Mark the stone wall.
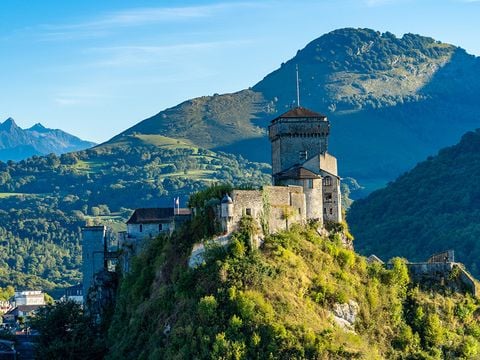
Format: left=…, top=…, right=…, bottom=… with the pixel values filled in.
left=322, top=175, right=342, bottom=223
left=304, top=178, right=323, bottom=222
left=389, top=261, right=478, bottom=296
left=127, top=222, right=172, bottom=240
left=225, top=186, right=307, bottom=238
left=82, top=226, right=106, bottom=304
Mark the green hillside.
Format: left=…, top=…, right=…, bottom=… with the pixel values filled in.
left=112, top=28, right=480, bottom=191
left=105, top=211, right=480, bottom=359
left=348, top=129, right=480, bottom=276
left=0, top=137, right=270, bottom=290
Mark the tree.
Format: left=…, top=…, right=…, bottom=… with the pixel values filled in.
left=31, top=300, right=106, bottom=360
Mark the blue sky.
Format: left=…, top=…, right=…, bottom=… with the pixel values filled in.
left=0, top=0, right=479, bottom=143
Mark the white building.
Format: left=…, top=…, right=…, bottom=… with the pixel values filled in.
left=14, top=290, right=45, bottom=306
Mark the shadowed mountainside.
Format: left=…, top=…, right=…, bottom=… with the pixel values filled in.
left=348, top=129, right=480, bottom=276
left=109, top=28, right=480, bottom=192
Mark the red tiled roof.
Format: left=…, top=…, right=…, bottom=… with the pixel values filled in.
left=275, top=107, right=326, bottom=120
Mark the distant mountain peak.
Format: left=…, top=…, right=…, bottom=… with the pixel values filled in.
left=0, top=117, right=96, bottom=161
left=28, top=123, right=49, bottom=133
left=0, top=117, right=20, bottom=131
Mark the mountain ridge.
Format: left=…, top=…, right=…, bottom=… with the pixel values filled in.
left=0, top=117, right=96, bottom=161
left=106, top=28, right=480, bottom=193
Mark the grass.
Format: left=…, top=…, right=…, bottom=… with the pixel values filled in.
left=0, top=193, right=31, bottom=198
left=157, top=170, right=216, bottom=180
left=73, top=160, right=105, bottom=173
left=134, top=134, right=196, bottom=149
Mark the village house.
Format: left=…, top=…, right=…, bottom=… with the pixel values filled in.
left=13, top=290, right=45, bottom=307
left=60, top=284, right=83, bottom=304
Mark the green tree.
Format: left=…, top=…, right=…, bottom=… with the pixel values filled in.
left=31, top=300, right=106, bottom=360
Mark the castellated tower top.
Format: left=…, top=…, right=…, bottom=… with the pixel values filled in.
left=268, top=106, right=330, bottom=177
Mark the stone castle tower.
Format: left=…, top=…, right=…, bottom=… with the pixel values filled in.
left=81, top=226, right=106, bottom=304
left=268, top=107, right=341, bottom=223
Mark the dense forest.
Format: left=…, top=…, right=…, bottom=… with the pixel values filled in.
left=348, top=129, right=480, bottom=276
left=0, top=136, right=270, bottom=291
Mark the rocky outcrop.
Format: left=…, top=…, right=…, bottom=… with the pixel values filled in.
left=85, top=270, right=118, bottom=324
left=331, top=300, right=359, bottom=331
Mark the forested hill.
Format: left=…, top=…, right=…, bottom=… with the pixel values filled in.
left=110, top=28, right=480, bottom=191
left=0, top=118, right=95, bottom=162
left=348, top=129, right=480, bottom=276
left=0, top=136, right=270, bottom=291
left=106, top=214, right=480, bottom=359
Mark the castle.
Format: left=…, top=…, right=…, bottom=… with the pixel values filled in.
left=81, top=105, right=343, bottom=303
left=219, top=106, right=342, bottom=237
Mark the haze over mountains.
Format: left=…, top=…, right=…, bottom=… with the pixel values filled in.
left=112, top=28, right=480, bottom=192
left=0, top=117, right=96, bottom=161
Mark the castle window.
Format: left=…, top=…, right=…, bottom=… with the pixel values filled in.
left=298, top=208, right=301, bottom=214
left=299, top=150, right=307, bottom=161
left=307, top=179, right=314, bottom=189
left=324, top=208, right=326, bottom=214
left=245, top=208, right=252, bottom=216
left=330, top=208, right=333, bottom=215
left=159, top=223, right=163, bottom=231
left=139, top=224, right=143, bottom=233
left=323, top=176, right=332, bottom=186
left=324, top=193, right=332, bottom=203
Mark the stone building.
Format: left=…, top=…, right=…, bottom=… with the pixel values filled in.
left=269, top=107, right=341, bottom=223
left=60, top=284, right=83, bottom=304
left=13, top=290, right=45, bottom=306
left=125, top=207, right=191, bottom=240
left=220, top=106, right=342, bottom=237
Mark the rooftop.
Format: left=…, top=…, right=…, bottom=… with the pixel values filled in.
left=127, top=207, right=191, bottom=224
left=272, top=107, right=326, bottom=122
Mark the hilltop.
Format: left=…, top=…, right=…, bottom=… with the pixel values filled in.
left=0, top=118, right=96, bottom=162
left=105, top=215, right=480, bottom=359
left=111, top=28, right=480, bottom=192
left=348, top=129, right=480, bottom=276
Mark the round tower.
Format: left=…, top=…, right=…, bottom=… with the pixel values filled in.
left=221, top=194, right=234, bottom=218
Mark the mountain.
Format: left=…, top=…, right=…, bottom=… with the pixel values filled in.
left=109, top=28, right=480, bottom=194
left=347, top=129, right=480, bottom=276
left=0, top=118, right=96, bottom=161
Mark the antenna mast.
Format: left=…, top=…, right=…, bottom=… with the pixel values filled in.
left=296, top=64, right=300, bottom=107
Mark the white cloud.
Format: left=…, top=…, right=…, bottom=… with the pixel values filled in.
left=39, top=2, right=267, bottom=41
left=364, top=0, right=406, bottom=6
left=84, top=40, right=254, bottom=68
left=53, top=92, right=107, bottom=106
